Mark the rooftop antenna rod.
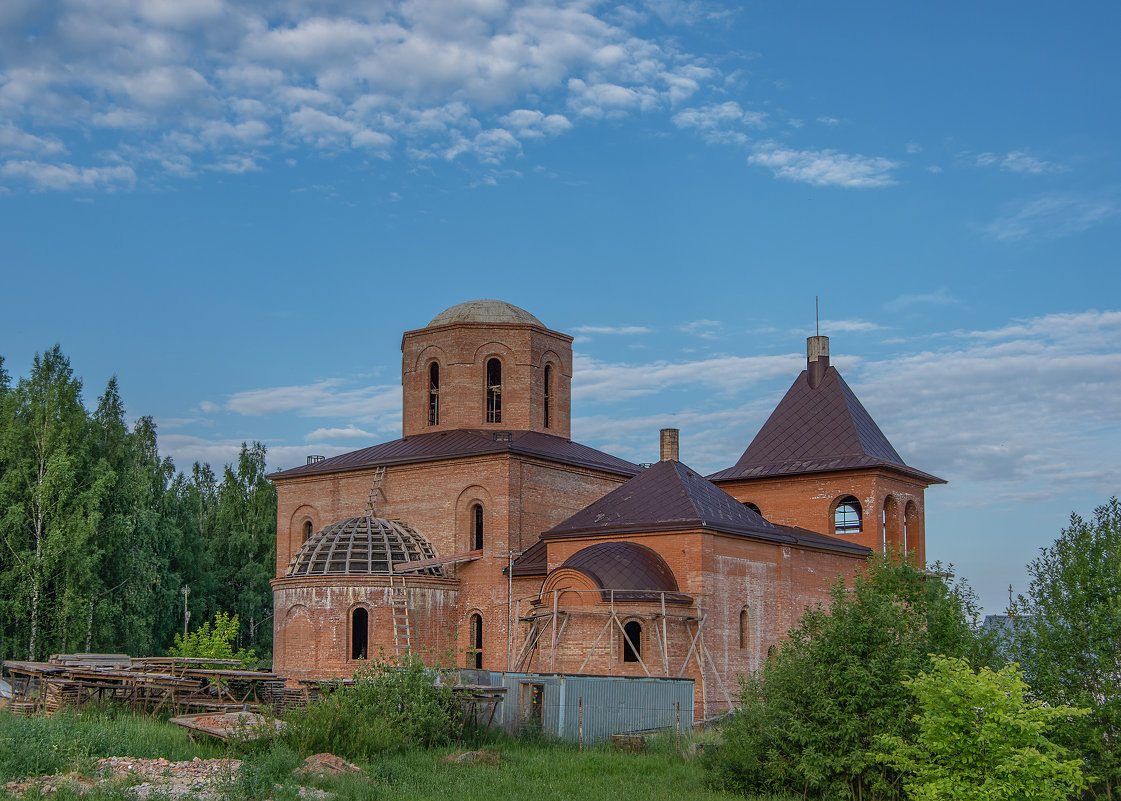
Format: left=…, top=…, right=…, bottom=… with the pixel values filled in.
left=815, top=296, right=819, bottom=337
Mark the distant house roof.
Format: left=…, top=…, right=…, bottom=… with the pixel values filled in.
left=708, top=366, right=944, bottom=484
left=544, top=459, right=870, bottom=556
left=268, top=429, right=640, bottom=481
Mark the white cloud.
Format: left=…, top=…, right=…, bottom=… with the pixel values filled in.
left=816, top=116, right=839, bottom=126
left=0, top=124, right=67, bottom=156
left=672, top=101, right=766, bottom=144
left=678, top=319, right=722, bottom=339
left=572, top=325, right=652, bottom=336
left=0, top=0, right=720, bottom=191
left=884, top=288, right=959, bottom=313
left=573, top=350, right=799, bottom=402
left=0, top=160, right=136, bottom=191
left=975, top=149, right=1063, bottom=175
left=748, top=143, right=900, bottom=188
left=305, top=425, right=377, bottom=441
left=983, top=194, right=1120, bottom=243
left=225, top=379, right=400, bottom=421
left=819, top=318, right=883, bottom=333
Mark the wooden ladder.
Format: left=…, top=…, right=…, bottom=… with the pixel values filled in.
left=390, top=573, right=411, bottom=661
left=365, top=465, right=386, bottom=515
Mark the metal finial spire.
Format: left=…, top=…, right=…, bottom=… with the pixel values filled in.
left=815, top=296, right=819, bottom=337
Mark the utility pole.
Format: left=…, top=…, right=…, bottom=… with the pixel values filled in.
left=182, top=585, right=191, bottom=637
left=498, top=548, right=521, bottom=672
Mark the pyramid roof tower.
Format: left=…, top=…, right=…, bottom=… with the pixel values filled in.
left=709, top=336, right=944, bottom=485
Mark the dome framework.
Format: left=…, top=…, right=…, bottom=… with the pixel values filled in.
left=286, top=516, right=443, bottom=577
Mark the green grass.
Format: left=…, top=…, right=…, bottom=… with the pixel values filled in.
left=0, top=707, right=224, bottom=782
left=0, top=708, right=797, bottom=801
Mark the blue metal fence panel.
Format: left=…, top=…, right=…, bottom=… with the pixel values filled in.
left=466, top=671, right=693, bottom=744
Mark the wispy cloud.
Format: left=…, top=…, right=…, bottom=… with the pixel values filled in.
left=672, top=101, right=766, bottom=144
left=225, top=379, right=399, bottom=422
left=572, top=325, right=653, bottom=336
left=983, top=193, right=1120, bottom=243
left=678, top=319, right=723, bottom=339
left=884, top=288, right=959, bottom=313
left=305, top=425, right=377, bottom=441
left=818, top=318, right=884, bottom=333
left=974, top=150, right=1063, bottom=175
left=747, top=144, right=900, bottom=188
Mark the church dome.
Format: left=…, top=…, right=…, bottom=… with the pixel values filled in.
left=428, top=299, right=544, bottom=328
left=286, top=517, right=443, bottom=577
left=559, top=541, right=689, bottom=603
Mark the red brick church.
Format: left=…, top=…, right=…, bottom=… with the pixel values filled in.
left=269, top=300, right=942, bottom=719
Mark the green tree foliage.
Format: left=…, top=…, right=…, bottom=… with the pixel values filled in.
left=280, top=656, right=459, bottom=758
left=877, top=655, right=1088, bottom=801
left=706, top=554, right=990, bottom=801
left=0, top=346, right=277, bottom=662
left=169, top=611, right=256, bottom=667
left=1014, top=497, right=1121, bottom=798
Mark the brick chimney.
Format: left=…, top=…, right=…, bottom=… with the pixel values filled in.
left=807, top=335, right=830, bottom=390
left=660, top=428, right=679, bottom=462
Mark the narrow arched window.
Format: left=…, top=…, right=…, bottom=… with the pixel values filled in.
left=428, top=362, right=440, bottom=426
left=622, top=620, right=642, bottom=663
left=739, top=607, right=750, bottom=650
left=471, top=503, right=483, bottom=551
left=351, top=607, right=369, bottom=660
left=834, top=496, right=862, bottom=535
left=543, top=364, right=552, bottom=429
left=469, top=613, right=483, bottom=669
left=303, top=520, right=313, bottom=542
left=485, top=358, right=502, bottom=423
left=743, top=502, right=761, bottom=516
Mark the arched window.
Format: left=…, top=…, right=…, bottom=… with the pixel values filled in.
left=834, top=496, right=862, bottom=535
left=485, top=358, right=502, bottom=423
left=303, top=520, right=313, bottom=541
left=351, top=607, right=369, bottom=660
left=622, top=620, right=642, bottom=663
left=743, top=502, right=761, bottom=516
left=471, top=503, right=483, bottom=551
left=468, top=613, right=483, bottom=669
left=543, top=364, right=552, bottom=429
left=739, top=606, right=751, bottom=650
left=428, top=362, right=440, bottom=426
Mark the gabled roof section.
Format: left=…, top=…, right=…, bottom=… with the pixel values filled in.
left=543, top=460, right=868, bottom=555
left=268, top=430, right=640, bottom=481
left=708, top=366, right=944, bottom=484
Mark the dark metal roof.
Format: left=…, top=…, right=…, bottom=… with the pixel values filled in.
left=560, top=541, right=691, bottom=603
left=708, top=366, right=944, bottom=485
left=543, top=460, right=867, bottom=555
left=268, top=429, right=640, bottom=480
left=286, top=516, right=443, bottom=577
left=509, top=539, right=548, bottom=577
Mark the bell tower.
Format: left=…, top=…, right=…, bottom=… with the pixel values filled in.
left=400, top=299, right=573, bottom=438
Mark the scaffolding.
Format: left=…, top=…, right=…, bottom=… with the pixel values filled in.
left=511, top=587, right=735, bottom=714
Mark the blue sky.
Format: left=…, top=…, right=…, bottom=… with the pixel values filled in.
left=2, top=0, right=1119, bottom=615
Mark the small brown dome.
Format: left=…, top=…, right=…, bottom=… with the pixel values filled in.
left=427, top=299, right=544, bottom=328
left=560, top=541, right=689, bottom=603
left=286, top=517, right=442, bottom=577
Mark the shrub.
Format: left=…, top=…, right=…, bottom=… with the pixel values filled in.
left=876, top=655, right=1088, bottom=801
left=169, top=611, right=256, bottom=668
left=280, top=656, right=459, bottom=759
left=705, top=554, right=991, bottom=800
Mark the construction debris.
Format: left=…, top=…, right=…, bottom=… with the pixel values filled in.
left=2, top=653, right=286, bottom=716
left=293, top=754, right=365, bottom=780
left=169, top=711, right=284, bottom=741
